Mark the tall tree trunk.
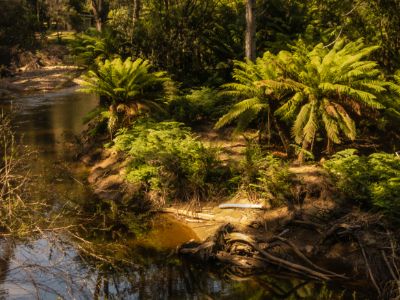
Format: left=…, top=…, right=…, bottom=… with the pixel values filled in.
left=245, top=0, right=256, bottom=61
left=91, top=0, right=106, bottom=32
left=132, top=0, right=141, bottom=26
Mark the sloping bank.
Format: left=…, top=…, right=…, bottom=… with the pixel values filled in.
left=79, top=127, right=400, bottom=300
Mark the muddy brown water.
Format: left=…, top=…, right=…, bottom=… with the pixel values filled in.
left=0, top=87, right=368, bottom=299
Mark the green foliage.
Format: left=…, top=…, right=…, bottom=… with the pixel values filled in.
left=265, top=39, right=398, bottom=156
left=69, top=28, right=124, bottom=67
left=237, top=141, right=294, bottom=207
left=107, top=0, right=245, bottom=86
left=112, top=120, right=230, bottom=205
left=324, top=149, right=400, bottom=219
left=303, top=0, right=400, bottom=71
left=215, top=53, right=276, bottom=131
left=79, top=57, right=173, bottom=134
left=217, top=39, right=400, bottom=156
left=215, top=52, right=287, bottom=146
left=169, top=87, right=231, bottom=125
left=256, top=0, right=308, bottom=54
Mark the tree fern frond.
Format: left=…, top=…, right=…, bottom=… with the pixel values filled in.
left=215, top=98, right=265, bottom=129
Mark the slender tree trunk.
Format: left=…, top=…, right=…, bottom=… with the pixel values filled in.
left=326, top=138, right=333, bottom=155
left=272, top=116, right=289, bottom=153
left=297, top=139, right=309, bottom=164
left=36, top=0, right=40, bottom=23
left=132, top=0, right=141, bottom=26
left=245, top=0, right=256, bottom=61
left=91, top=0, right=106, bottom=32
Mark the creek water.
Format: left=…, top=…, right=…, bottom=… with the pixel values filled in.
left=0, top=87, right=364, bottom=299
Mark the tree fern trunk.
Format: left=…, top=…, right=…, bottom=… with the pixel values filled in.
left=272, top=116, right=289, bottom=153
left=326, top=138, right=333, bottom=155
left=297, top=139, right=309, bottom=164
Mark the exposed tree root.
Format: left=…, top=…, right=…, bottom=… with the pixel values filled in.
left=178, top=211, right=400, bottom=299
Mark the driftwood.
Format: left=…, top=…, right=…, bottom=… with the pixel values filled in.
left=178, top=214, right=400, bottom=299
left=178, top=223, right=346, bottom=282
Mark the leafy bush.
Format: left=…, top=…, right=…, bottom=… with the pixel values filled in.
left=236, top=141, right=294, bottom=207
left=169, top=87, right=231, bottom=125
left=324, top=149, right=400, bottom=218
left=112, top=120, right=230, bottom=206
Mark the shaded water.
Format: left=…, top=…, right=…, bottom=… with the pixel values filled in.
left=0, top=88, right=363, bottom=299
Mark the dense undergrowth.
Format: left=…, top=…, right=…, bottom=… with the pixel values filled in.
left=111, top=120, right=232, bottom=206
left=233, top=141, right=294, bottom=208
left=324, top=149, right=400, bottom=219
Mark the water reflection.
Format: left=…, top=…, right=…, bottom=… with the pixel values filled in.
left=0, top=234, right=358, bottom=299
left=1, top=87, right=98, bottom=160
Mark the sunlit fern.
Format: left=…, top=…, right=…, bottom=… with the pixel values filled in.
left=264, top=39, right=399, bottom=155
left=215, top=52, right=282, bottom=142
left=79, top=57, right=173, bottom=136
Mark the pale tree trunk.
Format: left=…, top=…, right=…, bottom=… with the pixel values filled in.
left=91, top=0, right=106, bottom=32
left=132, top=0, right=141, bottom=26
left=245, top=0, right=256, bottom=61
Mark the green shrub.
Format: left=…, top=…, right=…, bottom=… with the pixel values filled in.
left=236, top=141, right=294, bottom=207
left=168, top=87, right=231, bottom=125
left=112, top=120, right=230, bottom=206
left=324, top=149, right=400, bottom=218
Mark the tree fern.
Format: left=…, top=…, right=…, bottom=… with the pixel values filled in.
left=215, top=53, right=284, bottom=144
left=262, top=38, right=400, bottom=159
left=79, top=57, right=173, bottom=136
